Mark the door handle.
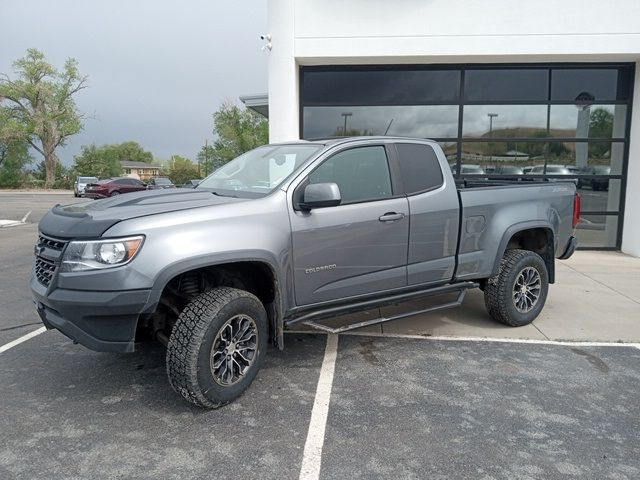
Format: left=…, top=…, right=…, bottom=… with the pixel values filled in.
left=378, top=212, right=405, bottom=222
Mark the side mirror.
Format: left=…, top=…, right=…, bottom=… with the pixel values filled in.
left=301, top=183, right=341, bottom=210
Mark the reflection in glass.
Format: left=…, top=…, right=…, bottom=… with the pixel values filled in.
left=578, top=179, right=620, bottom=212
left=302, top=106, right=459, bottom=139
left=463, top=105, right=548, bottom=138
left=575, top=215, right=618, bottom=248
left=549, top=105, right=626, bottom=138
left=551, top=69, right=627, bottom=102
left=460, top=142, right=547, bottom=175
left=545, top=142, right=624, bottom=175
left=464, top=69, right=548, bottom=102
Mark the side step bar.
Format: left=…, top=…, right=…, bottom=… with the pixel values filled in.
left=284, top=281, right=478, bottom=334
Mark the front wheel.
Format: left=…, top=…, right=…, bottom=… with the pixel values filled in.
left=484, top=249, right=549, bottom=327
left=166, top=287, right=268, bottom=408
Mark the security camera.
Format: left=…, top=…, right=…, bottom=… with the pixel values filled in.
left=260, top=34, right=271, bottom=41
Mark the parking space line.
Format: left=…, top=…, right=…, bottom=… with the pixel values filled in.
left=299, top=333, right=338, bottom=480
left=286, top=330, right=640, bottom=349
left=0, top=327, right=46, bottom=354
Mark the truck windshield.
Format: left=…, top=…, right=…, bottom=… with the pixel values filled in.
left=197, top=144, right=322, bottom=197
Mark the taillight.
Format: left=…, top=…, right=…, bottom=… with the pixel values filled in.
left=573, top=193, right=581, bottom=228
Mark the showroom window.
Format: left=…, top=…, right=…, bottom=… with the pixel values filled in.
left=300, top=64, right=635, bottom=249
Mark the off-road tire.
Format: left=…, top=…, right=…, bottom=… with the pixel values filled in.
left=484, top=249, right=549, bottom=327
left=166, top=287, right=268, bottom=408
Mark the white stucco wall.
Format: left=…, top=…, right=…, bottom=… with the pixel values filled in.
left=266, top=0, right=640, bottom=254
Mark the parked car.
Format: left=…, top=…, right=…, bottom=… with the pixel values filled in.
left=179, top=179, right=201, bottom=189
left=577, top=166, right=611, bottom=191
left=450, top=164, right=486, bottom=175
left=84, top=177, right=148, bottom=198
left=147, top=177, right=176, bottom=189
left=491, top=166, right=524, bottom=176
left=522, top=166, right=534, bottom=174
left=527, top=165, right=578, bottom=184
left=74, top=176, right=98, bottom=197
left=32, top=137, right=579, bottom=408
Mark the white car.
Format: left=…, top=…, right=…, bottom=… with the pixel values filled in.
left=74, top=176, right=98, bottom=197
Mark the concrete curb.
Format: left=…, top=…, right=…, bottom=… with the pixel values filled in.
left=0, top=190, right=73, bottom=195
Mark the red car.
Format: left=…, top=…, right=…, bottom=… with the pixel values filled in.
left=84, top=177, right=148, bottom=199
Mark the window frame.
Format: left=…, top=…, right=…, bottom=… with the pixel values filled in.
left=292, top=143, right=403, bottom=210
left=299, top=63, right=635, bottom=250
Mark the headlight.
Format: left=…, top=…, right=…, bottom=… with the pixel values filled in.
left=60, top=236, right=144, bottom=272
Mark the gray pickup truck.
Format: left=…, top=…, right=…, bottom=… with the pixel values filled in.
left=31, top=137, right=579, bottom=408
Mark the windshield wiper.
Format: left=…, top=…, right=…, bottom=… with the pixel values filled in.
left=211, top=191, right=238, bottom=198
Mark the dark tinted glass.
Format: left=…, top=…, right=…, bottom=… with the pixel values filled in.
left=302, top=68, right=460, bottom=106
left=551, top=68, right=631, bottom=102
left=308, top=146, right=392, bottom=203
left=395, top=143, right=444, bottom=194
left=464, top=69, right=548, bottom=102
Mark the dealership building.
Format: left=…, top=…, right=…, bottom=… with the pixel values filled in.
left=244, top=0, right=640, bottom=255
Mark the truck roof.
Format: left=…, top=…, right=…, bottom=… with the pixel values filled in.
left=276, top=136, right=438, bottom=147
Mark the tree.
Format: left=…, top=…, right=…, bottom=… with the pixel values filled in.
left=201, top=103, right=268, bottom=171
left=167, top=155, right=199, bottom=185
left=196, top=143, right=223, bottom=176
left=71, top=144, right=122, bottom=178
left=0, top=140, right=31, bottom=187
left=71, top=141, right=152, bottom=178
left=113, top=141, right=153, bottom=163
left=0, top=49, right=87, bottom=188
left=589, top=108, right=614, bottom=139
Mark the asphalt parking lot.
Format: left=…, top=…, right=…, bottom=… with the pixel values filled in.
left=1, top=192, right=640, bottom=479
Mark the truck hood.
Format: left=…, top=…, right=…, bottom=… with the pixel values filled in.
left=39, top=189, right=245, bottom=238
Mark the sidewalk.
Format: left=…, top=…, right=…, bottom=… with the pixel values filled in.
left=308, top=251, right=640, bottom=343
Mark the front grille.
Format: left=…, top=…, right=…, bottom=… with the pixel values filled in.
left=34, top=234, right=68, bottom=287
left=38, top=235, right=67, bottom=251
left=35, top=256, right=56, bottom=287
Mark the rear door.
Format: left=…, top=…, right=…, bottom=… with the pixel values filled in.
left=289, top=144, right=409, bottom=306
left=392, top=142, right=460, bottom=286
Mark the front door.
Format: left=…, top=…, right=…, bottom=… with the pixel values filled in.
left=289, top=145, right=409, bottom=306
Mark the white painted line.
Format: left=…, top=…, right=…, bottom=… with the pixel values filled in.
left=285, top=330, right=640, bottom=349
left=0, top=327, right=46, bottom=354
left=21, top=210, right=32, bottom=223
left=299, top=333, right=339, bottom=480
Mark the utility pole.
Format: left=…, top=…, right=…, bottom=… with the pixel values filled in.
left=487, top=113, right=498, bottom=137
left=341, top=112, right=352, bottom=136
left=201, top=139, right=207, bottom=177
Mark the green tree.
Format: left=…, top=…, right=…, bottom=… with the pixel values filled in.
left=72, top=144, right=122, bottom=178
left=201, top=103, right=268, bottom=170
left=196, top=144, right=223, bottom=176
left=0, top=48, right=87, bottom=188
left=0, top=140, right=31, bottom=187
left=167, top=155, right=199, bottom=185
left=589, top=108, right=614, bottom=138
left=113, top=141, right=153, bottom=163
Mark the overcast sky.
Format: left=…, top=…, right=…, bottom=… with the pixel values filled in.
left=0, top=0, right=268, bottom=166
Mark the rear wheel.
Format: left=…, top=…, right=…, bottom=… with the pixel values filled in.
left=110, top=190, right=120, bottom=197
left=166, top=287, right=268, bottom=408
left=484, top=249, right=549, bottom=327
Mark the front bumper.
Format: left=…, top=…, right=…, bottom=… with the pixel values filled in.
left=31, top=275, right=152, bottom=353
left=559, top=235, right=578, bottom=260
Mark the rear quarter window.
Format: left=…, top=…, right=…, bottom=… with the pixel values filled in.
left=395, top=143, right=444, bottom=194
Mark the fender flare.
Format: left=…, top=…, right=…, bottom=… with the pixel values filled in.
left=491, top=221, right=556, bottom=284
left=142, top=250, right=285, bottom=349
